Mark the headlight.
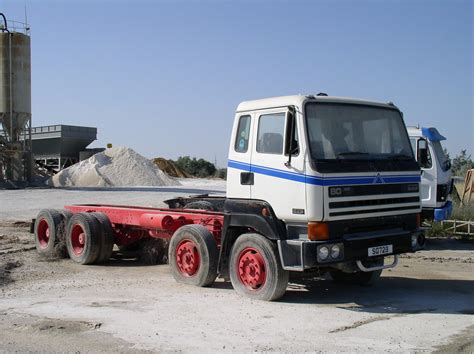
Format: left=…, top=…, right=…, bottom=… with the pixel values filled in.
left=331, top=245, right=340, bottom=259
left=318, top=246, right=329, bottom=260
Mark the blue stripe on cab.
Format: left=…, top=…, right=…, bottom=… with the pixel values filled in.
left=227, top=159, right=420, bottom=186
left=228, top=160, right=251, bottom=172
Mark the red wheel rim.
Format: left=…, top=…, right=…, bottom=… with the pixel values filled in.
left=37, top=218, right=50, bottom=249
left=237, top=247, right=266, bottom=291
left=176, top=239, right=200, bottom=277
left=70, top=224, right=86, bottom=256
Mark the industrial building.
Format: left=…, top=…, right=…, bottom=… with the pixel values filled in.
left=0, top=14, right=32, bottom=186
left=0, top=14, right=101, bottom=186
left=31, top=124, right=101, bottom=172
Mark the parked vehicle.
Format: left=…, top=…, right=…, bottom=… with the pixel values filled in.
left=407, top=126, right=453, bottom=221
left=33, top=94, right=425, bottom=301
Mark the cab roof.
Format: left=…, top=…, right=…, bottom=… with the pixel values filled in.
left=236, top=94, right=399, bottom=113
left=407, top=126, right=446, bottom=141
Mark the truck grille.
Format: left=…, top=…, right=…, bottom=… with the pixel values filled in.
left=327, top=183, right=420, bottom=218
left=329, top=196, right=419, bottom=209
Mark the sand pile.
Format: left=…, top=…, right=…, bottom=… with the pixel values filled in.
left=50, top=147, right=179, bottom=187
left=152, top=158, right=191, bottom=178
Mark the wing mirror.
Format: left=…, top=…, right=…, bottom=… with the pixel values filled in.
left=417, top=139, right=430, bottom=168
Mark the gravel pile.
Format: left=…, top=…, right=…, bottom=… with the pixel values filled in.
left=50, top=147, right=179, bottom=187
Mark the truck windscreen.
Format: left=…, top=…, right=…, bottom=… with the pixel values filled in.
left=305, top=102, right=418, bottom=173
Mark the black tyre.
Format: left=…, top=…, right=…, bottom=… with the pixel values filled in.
left=34, top=209, right=68, bottom=258
left=66, top=213, right=101, bottom=265
left=330, top=269, right=382, bottom=286
left=184, top=201, right=215, bottom=211
left=89, top=212, right=115, bottom=263
left=59, top=209, right=74, bottom=222
left=169, top=224, right=218, bottom=287
left=56, top=209, right=75, bottom=257
left=139, top=238, right=169, bottom=265
left=229, top=233, right=289, bottom=301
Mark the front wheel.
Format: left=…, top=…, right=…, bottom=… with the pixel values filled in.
left=229, top=233, right=289, bottom=301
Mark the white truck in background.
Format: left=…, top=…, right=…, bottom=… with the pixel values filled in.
left=407, top=126, right=453, bottom=221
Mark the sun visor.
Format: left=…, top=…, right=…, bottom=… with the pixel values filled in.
left=421, top=127, right=446, bottom=141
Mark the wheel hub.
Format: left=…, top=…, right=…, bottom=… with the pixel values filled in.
left=71, top=224, right=86, bottom=256
left=176, top=240, right=200, bottom=276
left=238, top=247, right=266, bottom=290
left=37, top=218, right=50, bottom=249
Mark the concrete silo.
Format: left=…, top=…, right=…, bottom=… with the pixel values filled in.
left=0, top=13, right=32, bottom=186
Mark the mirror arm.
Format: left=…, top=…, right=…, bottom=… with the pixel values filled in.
left=285, top=106, right=295, bottom=168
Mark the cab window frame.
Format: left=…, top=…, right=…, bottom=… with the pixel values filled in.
left=234, top=115, right=251, bottom=153
left=256, top=112, right=286, bottom=155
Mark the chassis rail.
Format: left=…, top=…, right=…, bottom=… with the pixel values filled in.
left=65, top=204, right=225, bottom=246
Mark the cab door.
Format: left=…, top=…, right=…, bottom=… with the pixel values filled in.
left=227, top=113, right=254, bottom=199
left=250, top=108, right=306, bottom=222
left=411, top=137, right=436, bottom=208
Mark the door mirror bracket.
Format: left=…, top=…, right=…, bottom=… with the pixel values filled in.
left=285, top=106, right=296, bottom=167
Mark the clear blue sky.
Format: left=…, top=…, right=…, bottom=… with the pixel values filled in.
left=1, top=0, right=472, bottom=166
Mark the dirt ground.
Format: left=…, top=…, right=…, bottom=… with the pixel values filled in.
left=0, top=222, right=473, bottom=352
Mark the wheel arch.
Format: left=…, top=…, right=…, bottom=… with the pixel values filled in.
left=218, top=199, right=286, bottom=276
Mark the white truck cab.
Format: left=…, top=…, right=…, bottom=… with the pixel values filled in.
left=228, top=95, right=422, bottom=220
left=225, top=95, right=423, bottom=278
left=407, top=126, right=453, bottom=221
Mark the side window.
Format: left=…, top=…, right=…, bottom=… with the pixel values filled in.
left=234, top=115, right=251, bottom=153
left=257, top=113, right=285, bottom=154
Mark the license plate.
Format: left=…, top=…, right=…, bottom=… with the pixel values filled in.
left=368, top=244, right=393, bottom=257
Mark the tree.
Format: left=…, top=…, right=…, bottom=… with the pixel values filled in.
left=216, top=168, right=227, bottom=179
left=174, top=156, right=217, bottom=178
left=451, top=150, right=474, bottom=177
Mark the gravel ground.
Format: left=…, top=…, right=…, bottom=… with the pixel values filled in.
left=0, top=185, right=473, bottom=352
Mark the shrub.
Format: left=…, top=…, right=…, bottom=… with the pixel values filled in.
left=174, top=156, right=220, bottom=179
left=451, top=201, right=474, bottom=221
left=424, top=221, right=449, bottom=237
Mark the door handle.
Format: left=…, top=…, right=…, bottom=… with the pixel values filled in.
left=240, top=172, right=254, bottom=185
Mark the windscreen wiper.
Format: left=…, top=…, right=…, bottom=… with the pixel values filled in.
left=337, top=152, right=369, bottom=157
left=387, top=154, right=412, bottom=160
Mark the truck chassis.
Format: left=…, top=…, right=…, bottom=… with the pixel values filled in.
left=34, top=202, right=293, bottom=300
left=33, top=198, right=424, bottom=301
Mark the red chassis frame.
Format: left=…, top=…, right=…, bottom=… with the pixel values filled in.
left=65, top=204, right=225, bottom=247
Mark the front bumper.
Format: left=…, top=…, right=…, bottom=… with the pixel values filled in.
left=434, top=201, right=453, bottom=221
left=278, top=228, right=424, bottom=271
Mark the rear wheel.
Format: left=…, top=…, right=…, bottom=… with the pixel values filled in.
left=89, top=212, right=115, bottom=263
left=66, top=213, right=101, bottom=265
left=59, top=209, right=73, bottom=222
left=56, top=209, right=74, bottom=257
left=330, top=269, right=382, bottom=286
left=169, top=225, right=218, bottom=287
left=34, top=209, right=68, bottom=258
left=229, top=233, right=289, bottom=301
